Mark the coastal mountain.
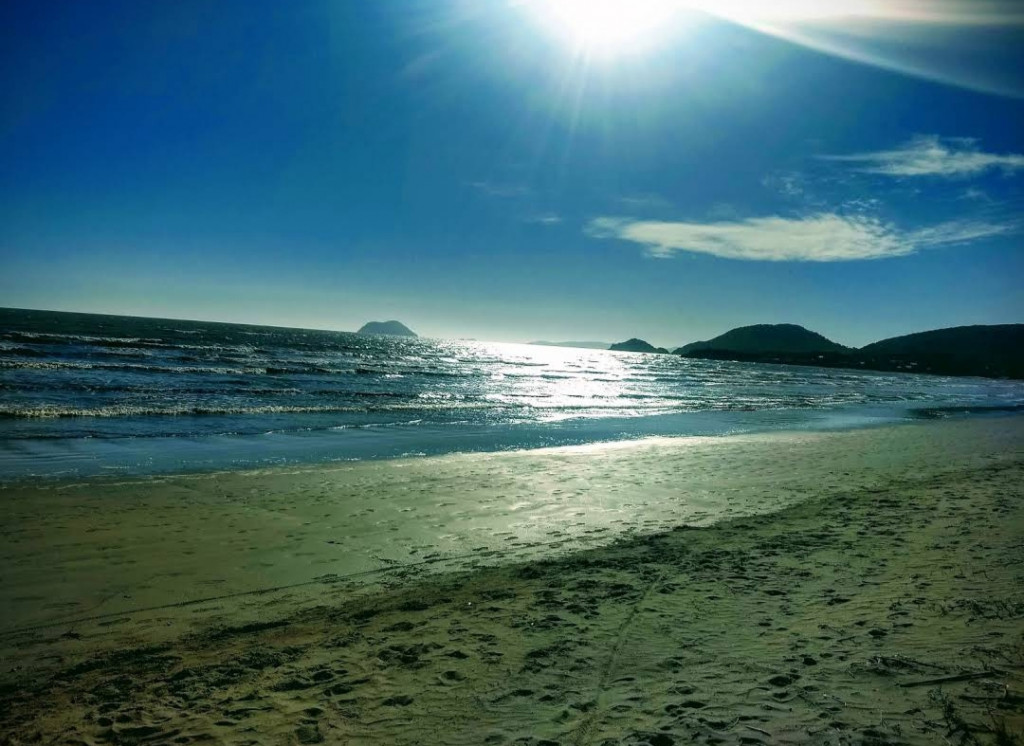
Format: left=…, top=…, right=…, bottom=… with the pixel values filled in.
left=858, top=324, right=1024, bottom=379
left=610, top=338, right=669, bottom=354
left=678, top=323, right=1024, bottom=379
left=356, top=320, right=417, bottom=337
left=528, top=341, right=611, bottom=350
left=861, top=324, right=1024, bottom=358
left=675, top=324, right=848, bottom=355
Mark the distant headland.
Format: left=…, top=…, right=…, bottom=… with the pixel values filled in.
left=609, top=338, right=669, bottom=354
left=356, top=320, right=417, bottom=337
left=674, top=323, right=1024, bottom=380
left=675, top=324, right=848, bottom=356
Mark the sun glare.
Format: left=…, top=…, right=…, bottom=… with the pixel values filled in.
left=521, top=1, right=907, bottom=58
left=525, top=0, right=684, bottom=55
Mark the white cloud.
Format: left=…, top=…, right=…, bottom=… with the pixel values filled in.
left=820, top=135, right=1024, bottom=178
left=587, top=213, right=1010, bottom=262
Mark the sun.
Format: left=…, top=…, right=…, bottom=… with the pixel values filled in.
left=524, top=0, right=685, bottom=56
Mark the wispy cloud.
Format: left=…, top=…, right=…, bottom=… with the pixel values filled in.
left=617, top=194, right=672, bottom=211
left=761, top=171, right=807, bottom=199
left=587, top=213, right=1011, bottom=262
left=693, top=3, right=1024, bottom=98
left=908, top=219, right=1014, bottom=248
left=958, top=187, right=991, bottom=202
left=524, top=212, right=562, bottom=225
left=820, top=135, right=1024, bottom=178
left=468, top=181, right=530, bottom=198
left=695, top=1, right=1024, bottom=24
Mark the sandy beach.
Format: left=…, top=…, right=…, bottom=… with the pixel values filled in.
left=1, top=416, right=1022, bottom=744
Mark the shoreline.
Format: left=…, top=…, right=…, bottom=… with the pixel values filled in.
left=1, top=417, right=1022, bottom=743
left=3, top=406, right=1022, bottom=486
left=1, top=418, right=1019, bottom=634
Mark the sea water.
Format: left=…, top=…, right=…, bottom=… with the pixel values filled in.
left=2, top=307, right=1022, bottom=482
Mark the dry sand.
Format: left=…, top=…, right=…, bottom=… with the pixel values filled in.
left=1, top=417, right=1022, bottom=744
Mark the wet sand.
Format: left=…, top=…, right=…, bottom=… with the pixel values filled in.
left=1, top=417, right=1022, bottom=744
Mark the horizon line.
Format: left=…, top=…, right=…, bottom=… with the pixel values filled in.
left=3, top=305, right=1021, bottom=352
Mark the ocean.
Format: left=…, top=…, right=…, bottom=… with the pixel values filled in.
left=2, top=307, right=1022, bottom=482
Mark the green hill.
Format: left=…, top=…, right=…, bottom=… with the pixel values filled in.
left=610, top=338, right=668, bottom=354
left=675, top=324, right=848, bottom=355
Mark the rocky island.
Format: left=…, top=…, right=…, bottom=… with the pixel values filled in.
left=356, top=320, right=417, bottom=337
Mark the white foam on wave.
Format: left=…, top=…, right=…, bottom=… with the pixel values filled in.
left=0, top=400, right=504, bottom=419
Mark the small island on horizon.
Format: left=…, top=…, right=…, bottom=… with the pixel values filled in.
left=356, top=320, right=417, bottom=337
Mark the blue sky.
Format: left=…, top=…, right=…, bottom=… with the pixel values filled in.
left=1, top=0, right=1022, bottom=347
